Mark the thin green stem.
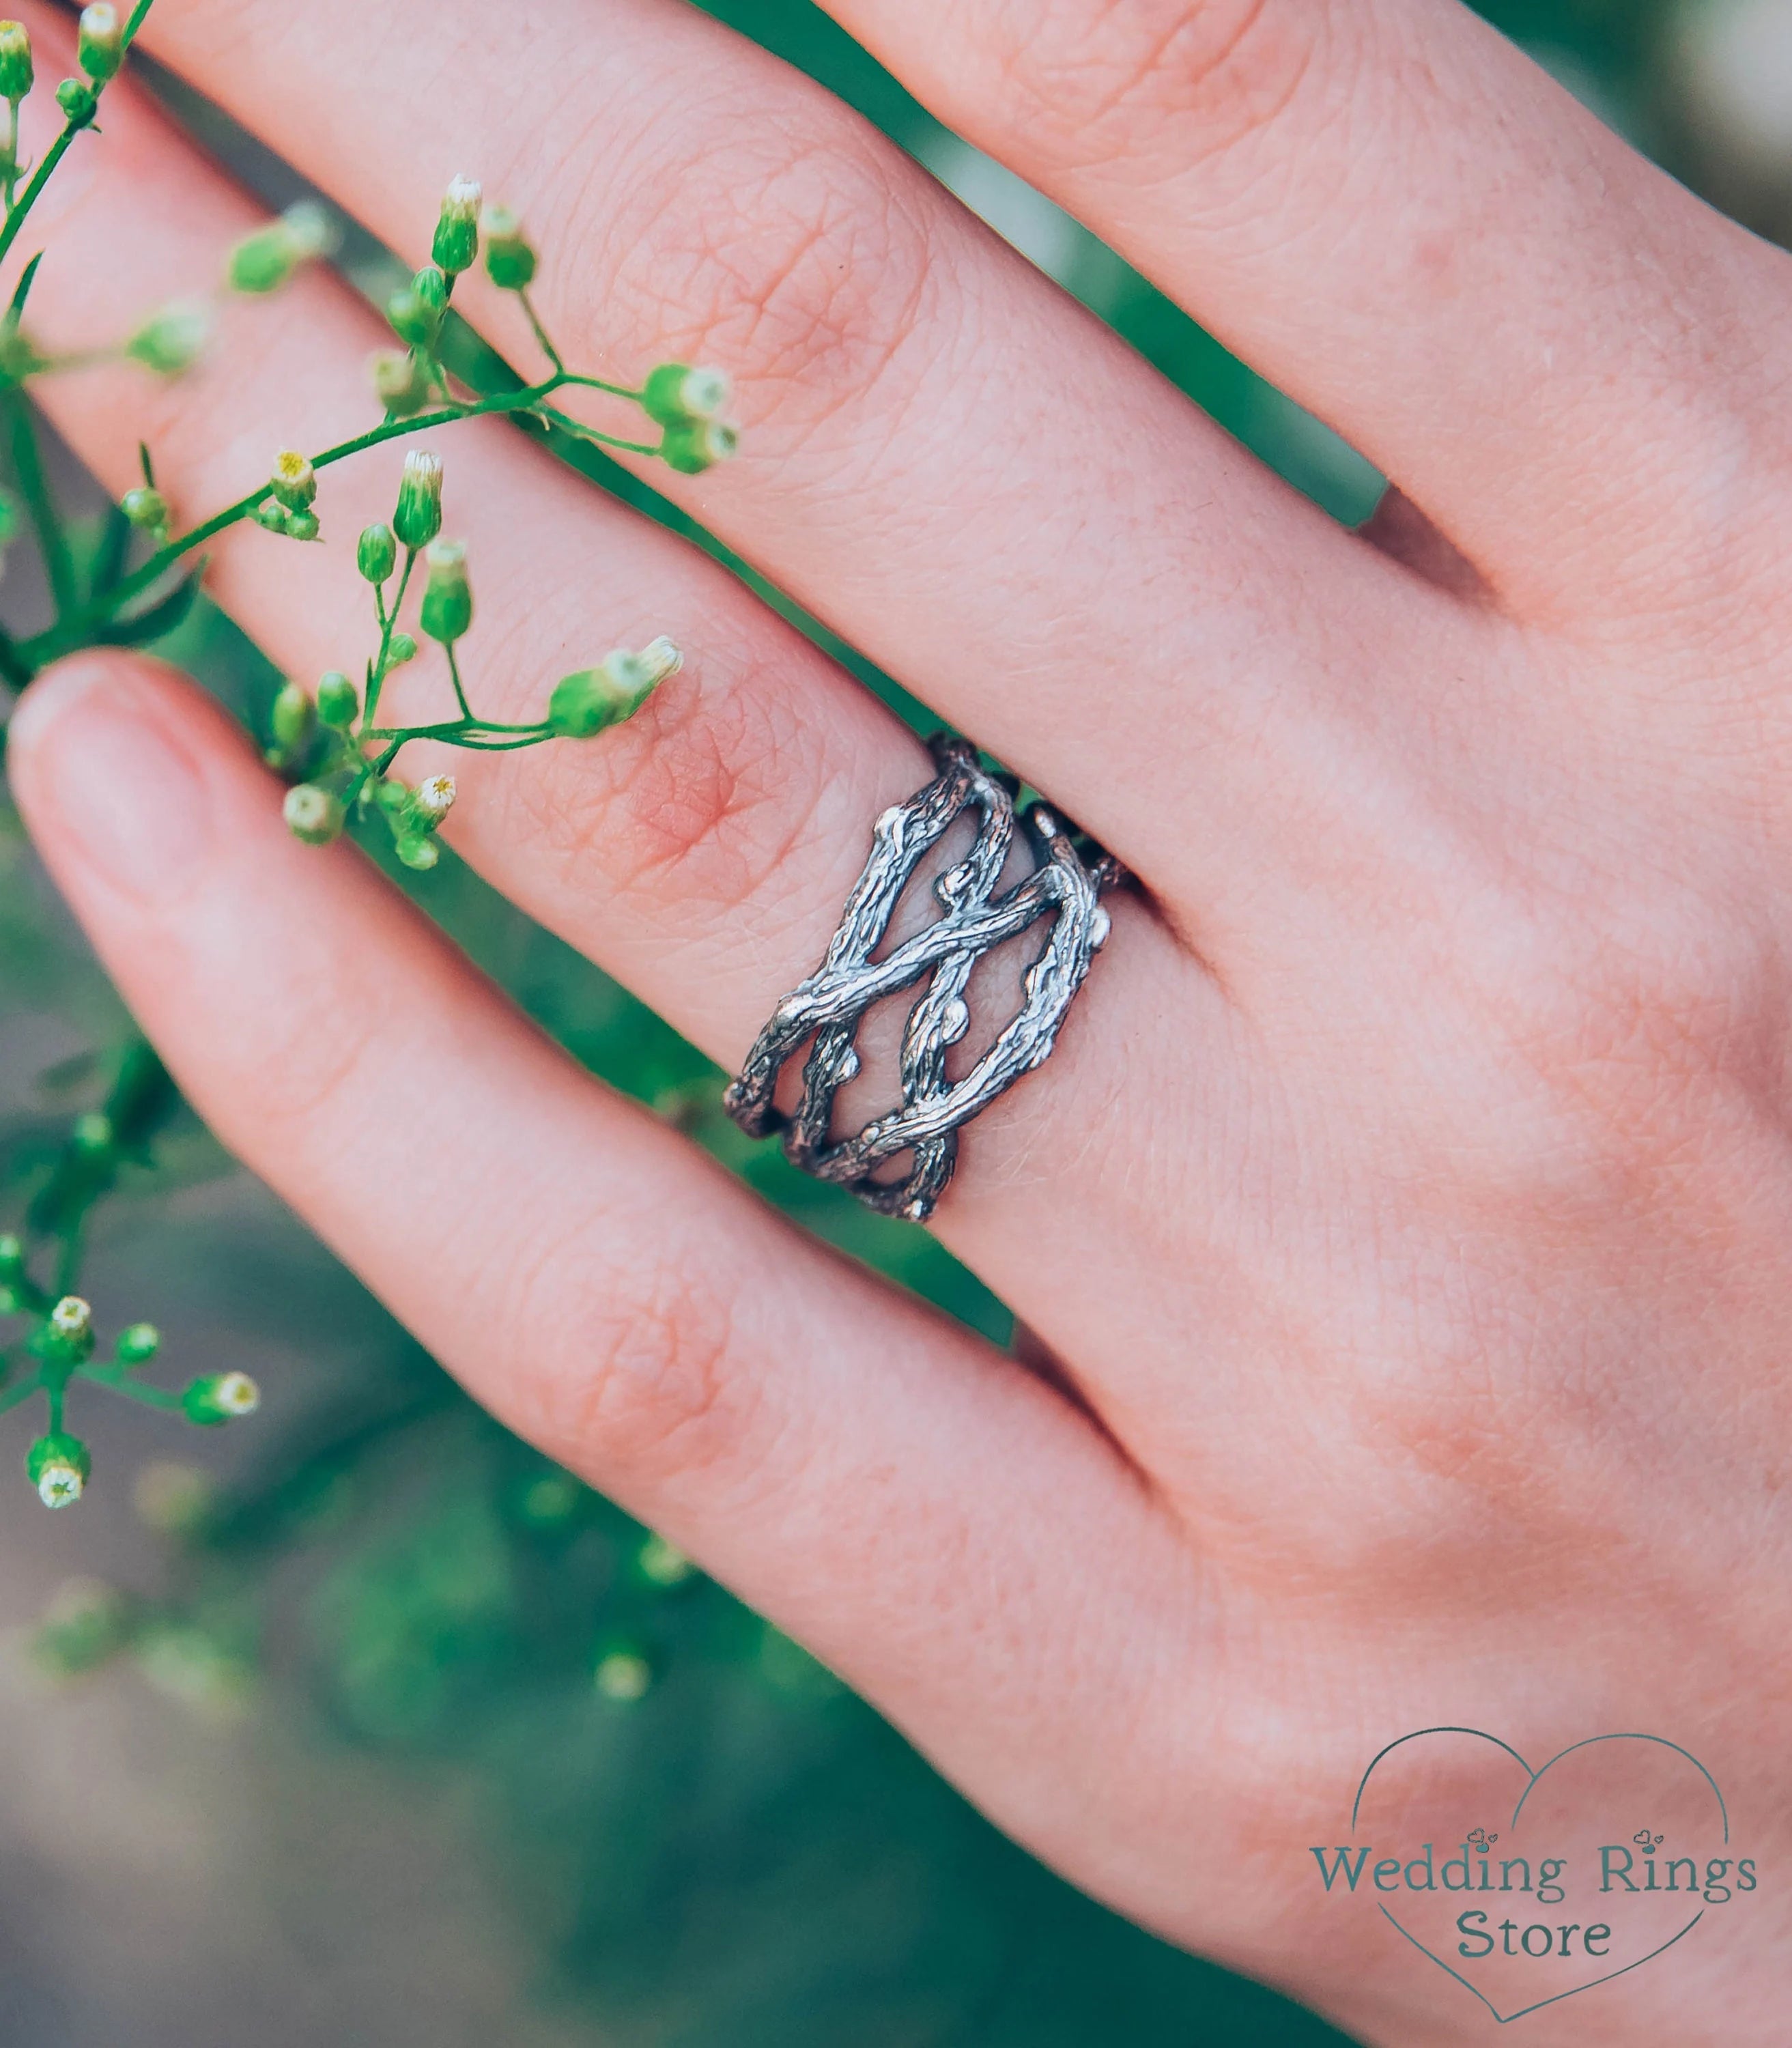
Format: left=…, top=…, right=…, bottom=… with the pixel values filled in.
left=445, top=642, right=472, bottom=721
left=76, top=1367, right=182, bottom=1410
left=362, top=546, right=418, bottom=730
left=19, top=378, right=581, bottom=668
left=368, top=717, right=552, bottom=743
left=535, top=402, right=657, bottom=454
left=0, top=0, right=154, bottom=270
left=5, top=390, right=76, bottom=622
left=517, top=289, right=563, bottom=373
left=22, top=345, right=126, bottom=378
left=558, top=371, right=646, bottom=401
left=415, top=730, right=556, bottom=754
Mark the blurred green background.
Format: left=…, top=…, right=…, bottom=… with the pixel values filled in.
left=0, top=0, right=1772, bottom=2040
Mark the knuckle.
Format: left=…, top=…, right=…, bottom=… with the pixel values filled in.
left=507, top=651, right=838, bottom=919
left=557, top=114, right=935, bottom=436
left=972, top=0, right=1320, bottom=174
left=1490, top=883, right=1782, bottom=1174
left=509, top=1234, right=748, bottom=1485
left=203, top=933, right=396, bottom=1148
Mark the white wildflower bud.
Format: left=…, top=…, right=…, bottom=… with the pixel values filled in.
left=418, top=538, right=472, bottom=644
left=547, top=638, right=681, bottom=739
left=414, top=773, right=456, bottom=823
left=481, top=205, right=537, bottom=291
left=660, top=417, right=739, bottom=475
left=126, top=298, right=210, bottom=375
left=642, top=362, right=732, bottom=427
left=76, top=3, right=123, bottom=82
left=227, top=201, right=335, bottom=295
left=213, top=1371, right=259, bottom=1416
left=283, top=783, right=345, bottom=846
left=632, top=636, right=683, bottom=689
left=270, top=447, right=316, bottom=511
left=369, top=347, right=430, bottom=418
left=393, top=448, right=443, bottom=549
left=48, top=1294, right=89, bottom=1339
left=182, top=1371, right=259, bottom=1424
left=28, top=1433, right=90, bottom=1509
left=431, top=173, right=483, bottom=276
left=0, top=21, right=32, bottom=106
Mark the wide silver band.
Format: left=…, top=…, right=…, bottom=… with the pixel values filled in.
left=724, top=733, right=1121, bottom=1223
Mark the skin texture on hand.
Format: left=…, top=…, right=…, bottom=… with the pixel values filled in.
left=8, top=0, right=1792, bottom=2039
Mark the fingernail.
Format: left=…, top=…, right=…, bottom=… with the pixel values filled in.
left=9, top=657, right=214, bottom=900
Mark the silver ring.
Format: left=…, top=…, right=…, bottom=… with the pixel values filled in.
left=724, top=733, right=1122, bottom=1223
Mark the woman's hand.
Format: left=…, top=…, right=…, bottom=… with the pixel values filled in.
left=8, top=0, right=1792, bottom=2037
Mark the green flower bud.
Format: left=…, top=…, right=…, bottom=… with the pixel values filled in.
left=283, top=783, right=345, bottom=845
left=271, top=679, right=313, bottom=752
left=637, top=1532, right=697, bottom=1587
left=254, top=499, right=288, bottom=533
left=181, top=1371, right=260, bottom=1425
left=120, top=485, right=169, bottom=539
left=517, top=1470, right=582, bottom=1526
left=394, top=831, right=440, bottom=871
left=658, top=417, right=739, bottom=476
left=226, top=201, right=334, bottom=296
left=418, top=538, right=472, bottom=644
left=369, top=347, right=430, bottom=418
left=385, top=281, right=444, bottom=350
left=28, top=1434, right=91, bottom=1509
left=115, top=1320, right=159, bottom=1365
left=375, top=777, right=412, bottom=814
left=547, top=636, right=681, bottom=737
left=0, top=22, right=33, bottom=104
left=356, top=521, right=397, bottom=585
left=315, top=670, right=358, bottom=728
left=481, top=205, right=537, bottom=291
left=642, top=362, right=732, bottom=427
left=285, top=508, right=321, bottom=543
left=594, top=1643, right=654, bottom=1702
left=125, top=298, right=210, bottom=375
left=55, top=76, right=97, bottom=123
left=388, top=631, right=418, bottom=666
left=392, top=448, right=442, bottom=550
left=72, top=1111, right=112, bottom=1155
left=42, top=1294, right=95, bottom=1364
left=431, top=173, right=483, bottom=276
left=76, top=3, right=123, bottom=82
left=269, top=447, right=316, bottom=511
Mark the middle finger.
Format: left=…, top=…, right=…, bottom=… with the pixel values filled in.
left=130, top=0, right=1495, bottom=935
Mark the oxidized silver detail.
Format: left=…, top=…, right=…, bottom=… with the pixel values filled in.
left=723, top=733, right=1122, bottom=1223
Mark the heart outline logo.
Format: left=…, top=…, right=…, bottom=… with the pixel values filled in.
left=1351, top=1727, right=1729, bottom=2024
